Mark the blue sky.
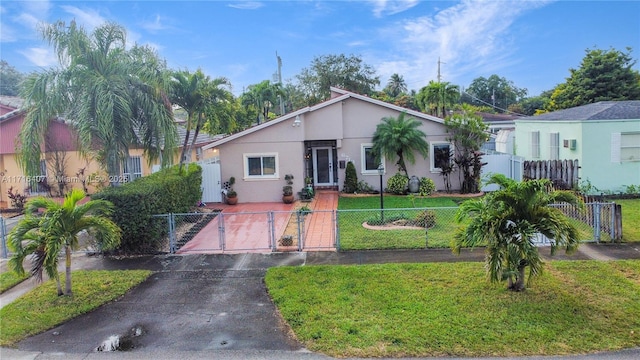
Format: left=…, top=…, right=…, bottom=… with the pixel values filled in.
left=1, top=0, right=639, bottom=98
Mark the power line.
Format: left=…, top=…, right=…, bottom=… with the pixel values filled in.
left=460, top=89, right=526, bottom=117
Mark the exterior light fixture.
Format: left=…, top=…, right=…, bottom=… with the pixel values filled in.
left=377, top=163, right=385, bottom=222
left=292, top=115, right=301, bottom=127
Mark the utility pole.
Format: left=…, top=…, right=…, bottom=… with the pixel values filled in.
left=276, top=52, right=285, bottom=115
left=437, top=57, right=445, bottom=83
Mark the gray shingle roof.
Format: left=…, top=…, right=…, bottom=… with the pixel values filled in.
left=518, top=100, right=640, bottom=121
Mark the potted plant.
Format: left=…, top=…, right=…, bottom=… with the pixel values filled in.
left=282, top=174, right=294, bottom=204
left=226, top=176, right=238, bottom=205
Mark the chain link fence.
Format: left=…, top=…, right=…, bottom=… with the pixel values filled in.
left=337, top=207, right=460, bottom=250
left=0, top=201, right=622, bottom=257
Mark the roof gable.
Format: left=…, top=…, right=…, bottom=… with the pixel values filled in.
left=202, top=87, right=443, bottom=150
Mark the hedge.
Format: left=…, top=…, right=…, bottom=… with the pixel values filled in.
left=92, top=163, right=202, bottom=254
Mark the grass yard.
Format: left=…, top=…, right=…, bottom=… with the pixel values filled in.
left=615, top=198, right=640, bottom=242
left=0, top=270, right=152, bottom=346
left=0, top=271, right=29, bottom=293
left=266, top=260, right=640, bottom=358
left=338, top=195, right=464, bottom=250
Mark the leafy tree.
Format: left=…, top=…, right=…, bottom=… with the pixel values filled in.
left=383, top=73, right=408, bottom=98
left=8, top=189, right=121, bottom=296
left=0, top=60, right=24, bottom=96
left=171, top=69, right=231, bottom=168
left=547, top=47, right=640, bottom=110
left=453, top=174, right=583, bottom=292
left=416, top=81, right=460, bottom=117
left=372, top=112, right=429, bottom=177
left=464, top=75, right=527, bottom=112
left=296, top=54, right=380, bottom=104
left=19, top=21, right=177, bottom=181
left=444, top=106, right=490, bottom=193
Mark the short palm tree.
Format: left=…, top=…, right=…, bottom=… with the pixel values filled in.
left=8, top=189, right=121, bottom=296
left=371, top=112, right=429, bottom=177
left=453, top=174, right=583, bottom=291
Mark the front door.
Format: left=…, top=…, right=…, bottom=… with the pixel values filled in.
left=313, top=147, right=333, bottom=186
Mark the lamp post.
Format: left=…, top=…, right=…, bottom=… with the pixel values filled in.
left=377, top=163, right=384, bottom=223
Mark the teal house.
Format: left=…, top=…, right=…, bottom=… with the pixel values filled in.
left=514, top=101, right=640, bottom=193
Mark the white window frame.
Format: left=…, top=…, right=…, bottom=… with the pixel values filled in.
left=243, top=153, right=279, bottom=180
left=531, top=131, right=540, bottom=159
left=123, top=156, right=142, bottom=182
left=620, top=132, right=640, bottom=162
left=360, top=143, right=380, bottom=175
left=549, top=132, right=560, bottom=160
left=430, top=142, right=453, bottom=173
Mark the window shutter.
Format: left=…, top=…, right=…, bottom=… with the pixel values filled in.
left=611, top=132, right=621, bottom=163
left=531, top=131, right=540, bottom=158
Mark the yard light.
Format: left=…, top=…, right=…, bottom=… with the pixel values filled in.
left=378, top=163, right=385, bottom=223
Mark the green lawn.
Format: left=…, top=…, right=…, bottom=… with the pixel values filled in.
left=615, top=198, right=640, bottom=242
left=0, top=271, right=29, bottom=294
left=266, top=260, right=640, bottom=358
left=0, top=270, right=152, bottom=346
left=338, top=195, right=464, bottom=250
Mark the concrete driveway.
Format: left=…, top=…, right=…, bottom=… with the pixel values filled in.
left=12, top=253, right=307, bottom=354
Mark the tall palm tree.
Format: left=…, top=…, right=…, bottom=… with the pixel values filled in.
left=371, top=112, right=429, bottom=177
left=453, top=174, right=583, bottom=292
left=19, top=21, right=177, bottom=182
left=171, top=69, right=231, bottom=169
left=8, top=189, right=121, bottom=296
left=384, top=73, right=408, bottom=98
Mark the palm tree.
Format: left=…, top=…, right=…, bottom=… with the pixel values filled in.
left=371, top=112, right=429, bottom=177
left=453, top=174, right=583, bottom=292
left=416, top=81, right=460, bottom=117
left=19, top=21, right=177, bottom=182
left=384, top=73, right=408, bottom=98
left=171, top=69, right=231, bottom=169
left=8, top=189, right=121, bottom=296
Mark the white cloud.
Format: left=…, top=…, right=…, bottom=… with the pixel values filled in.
left=369, top=0, right=420, bottom=18
left=141, top=14, right=171, bottom=33
left=373, top=0, right=551, bottom=90
left=19, top=47, right=57, bottom=67
left=15, top=13, right=41, bottom=31
left=227, top=1, right=264, bottom=10
left=60, top=5, right=106, bottom=31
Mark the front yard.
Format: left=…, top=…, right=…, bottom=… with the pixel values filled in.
left=336, top=194, right=640, bottom=250
left=266, top=260, right=640, bottom=358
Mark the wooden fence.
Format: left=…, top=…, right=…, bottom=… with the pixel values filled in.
left=523, top=159, right=579, bottom=189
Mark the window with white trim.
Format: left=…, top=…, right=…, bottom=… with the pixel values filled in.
left=549, top=132, right=560, bottom=160
left=430, top=142, right=453, bottom=172
left=620, top=132, right=640, bottom=162
left=531, top=131, right=540, bottom=159
left=123, top=156, right=142, bottom=182
left=244, top=153, right=278, bottom=179
left=360, top=143, right=379, bottom=174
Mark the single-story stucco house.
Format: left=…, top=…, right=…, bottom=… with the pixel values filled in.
left=514, top=100, right=640, bottom=193
left=201, top=87, right=461, bottom=203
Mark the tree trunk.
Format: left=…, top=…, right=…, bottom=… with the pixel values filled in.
left=178, top=113, right=194, bottom=171
left=186, top=113, right=203, bottom=163
left=64, top=245, right=73, bottom=296
left=511, top=264, right=527, bottom=292
left=56, top=276, right=63, bottom=296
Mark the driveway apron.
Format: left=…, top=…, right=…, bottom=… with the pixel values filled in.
left=15, top=253, right=305, bottom=353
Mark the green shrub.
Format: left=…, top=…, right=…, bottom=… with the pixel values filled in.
left=357, top=180, right=376, bottom=194
left=92, top=163, right=202, bottom=254
left=387, top=173, right=408, bottom=195
left=419, top=177, right=436, bottom=196
left=343, top=161, right=358, bottom=193
left=414, top=209, right=436, bottom=228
